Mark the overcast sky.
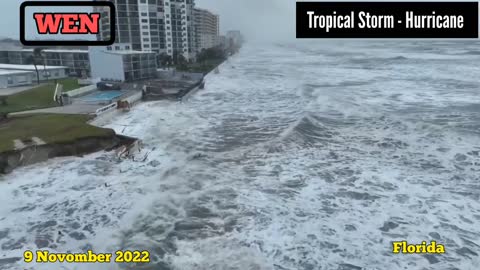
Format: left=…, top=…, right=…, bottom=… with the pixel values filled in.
left=1, top=0, right=295, bottom=42
left=197, top=0, right=294, bottom=41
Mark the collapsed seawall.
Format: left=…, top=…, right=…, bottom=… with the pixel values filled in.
left=0, top=133, right=136, bottom=174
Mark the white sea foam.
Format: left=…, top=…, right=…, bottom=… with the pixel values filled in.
left=1, top=41, right=480, bottom=270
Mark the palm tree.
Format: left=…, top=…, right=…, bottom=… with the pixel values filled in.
left=172, top=50, right=179, bottom=65
left=159, top=53, right=173, bottom=69
left=34, top=48, right=48, bottom=81
left=159, top=53, right=168, bottom=66
left=177, top=54, right=187, bottom=64
left=0, top=96, right=7, bottom=106
left=27, top=55, right=40, bottom=85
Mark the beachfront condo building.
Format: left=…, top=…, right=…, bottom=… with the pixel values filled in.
left=226, top=30, right=244, bottom=47
left=95, top=0, right=197, bottom=61
left=0, top=49, right=90, bottom=77
left=194, top=8, right=220, bottom=52
left=89, top=46, right=157, bottom=82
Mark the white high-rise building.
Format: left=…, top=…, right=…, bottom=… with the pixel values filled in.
left=96, top=0, right=196, bottom=60
left=194, top=8, right=220, bottom=52
left=163, top=0, right=196, bottom=60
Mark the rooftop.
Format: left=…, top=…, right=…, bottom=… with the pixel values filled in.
left=106, top=50, right=157, bottom=55
left=1, top=49, right=88, bottom=54
left=0, top=64, right=68, bottom=71
left=0, top=69, right=33, bottom=75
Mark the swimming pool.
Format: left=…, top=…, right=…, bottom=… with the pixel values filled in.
left=79, top=90, right=125, bottom=103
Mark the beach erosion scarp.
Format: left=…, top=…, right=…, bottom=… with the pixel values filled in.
left=0, top=55, right=231, bottom=174
left=0, top=132, right=136, bottom=174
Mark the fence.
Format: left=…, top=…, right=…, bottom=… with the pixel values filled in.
left=95, top=102, right=117, bottom=116
left=66, top=85, right=97, bottom=98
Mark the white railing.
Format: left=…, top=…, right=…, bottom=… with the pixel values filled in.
left=95, top=102, right=117, bottom=115
left=78, top=78, right=101, bottom=85
left=66, top=85, right=97, bottom=98
left=78, top=79, right=91, bottom=85
left=53, top=83, right=63, bottom=101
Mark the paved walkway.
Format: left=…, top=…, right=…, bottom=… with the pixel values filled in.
left=8, top=89, right=141, bottom=117
left=9, top=104, right=103, bottom=116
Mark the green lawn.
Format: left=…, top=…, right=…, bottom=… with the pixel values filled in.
left=60, top=78, right=82, bottom=92
left=0, top=114, right=114, bottom=153
left=0, top=78, right=82, bottom=114
left=176, top=59, right=225, bottom=74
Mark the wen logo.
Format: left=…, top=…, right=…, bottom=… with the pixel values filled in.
left=34, top=13, right=101, bottom=34
left=20, top=1, right=116, bottom=46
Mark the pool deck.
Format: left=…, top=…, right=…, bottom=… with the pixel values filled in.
left=9, top=104, right=103, bottom=116
left=77, top=90, right=128, bottom=103
left=9, top=90, right=140, bottom=117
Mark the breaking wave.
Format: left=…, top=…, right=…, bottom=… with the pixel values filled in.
left=1, top=40, right=480, bottom=270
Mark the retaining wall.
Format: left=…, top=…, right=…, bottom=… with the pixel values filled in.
left=0, top=133, right=136, bottom=174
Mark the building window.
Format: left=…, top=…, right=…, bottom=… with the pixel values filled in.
left=141, top=19, right=148, bottom=23
left=142, top=25, right=148, bottom=29
left=115, top=46, right=120, bottom=50
left=125, top=46, right=130, bottom=50
left=141, top=12, right=148, bottom=16
left=140, top=0, right=146, bottom=3
left=107, top=46, right=112, bottom=51
left=7, top=76, right=13, bottom=85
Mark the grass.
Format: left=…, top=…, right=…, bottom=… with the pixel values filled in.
left=176, top=58, right=225, bottom=74
left=0, top=78, right=82, bottom=114
left=59, top=78, right=82, bottom=92
left=0, top=114, right=114, bottom=153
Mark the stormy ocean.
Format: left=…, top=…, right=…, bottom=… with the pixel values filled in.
left=1, top=41, right=480, bottom=270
